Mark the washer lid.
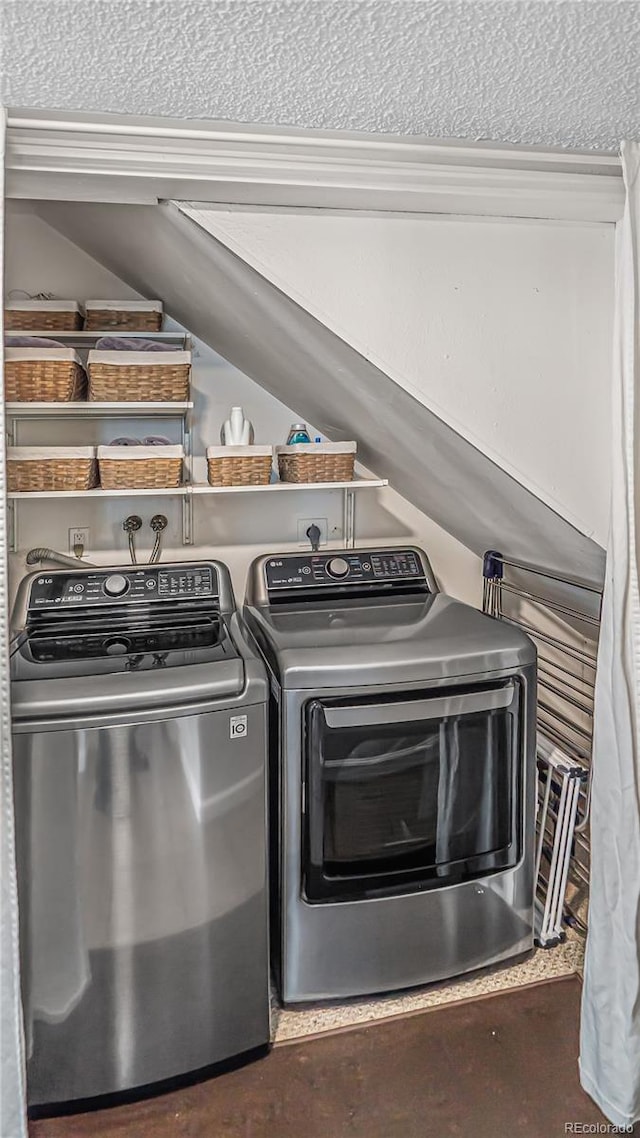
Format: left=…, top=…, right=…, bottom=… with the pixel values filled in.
left=243, top=593, right=535, bottom=689
left=10, top=612, right=252, bottom=719
left=10, top=655, right=246, bottom=721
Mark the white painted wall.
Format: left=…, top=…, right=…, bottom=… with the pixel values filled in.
left=4, top=208, right=481, bottom=607
left=196, top=208, right=615, bottom=547
left=5, top=203, right=143, bottom=302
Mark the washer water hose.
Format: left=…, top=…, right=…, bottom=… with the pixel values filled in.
left=26, top=548, right=96, bottom=569
left=28, top=515, right=168, bottom=572
left=123, top=515, right=142, bottom=564
left=149, top=514, right=168, bottom=564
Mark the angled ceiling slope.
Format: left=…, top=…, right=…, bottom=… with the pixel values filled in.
left=38, top=199, right=605, bottom=586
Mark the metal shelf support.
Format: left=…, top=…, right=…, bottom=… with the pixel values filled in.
left=343, top=488, right=356, bottom=548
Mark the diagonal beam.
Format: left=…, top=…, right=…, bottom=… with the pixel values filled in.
left=38, top=198, right=605, bottom=586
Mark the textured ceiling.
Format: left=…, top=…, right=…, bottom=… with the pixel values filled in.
left=2, top=1, right=638, bottom=151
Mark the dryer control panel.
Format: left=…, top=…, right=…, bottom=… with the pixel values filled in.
left=265, top=548, right=426, bottom=592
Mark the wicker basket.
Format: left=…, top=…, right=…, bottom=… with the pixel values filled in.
left=276, top=442, right=356, bottom=483
left=84, top=301, right=163, bottom=332
left=206, top=446, right=273, bottom=487
left=7, top=448, right=98, bottom=492
left=98, top=446, right=183, bottom=490
left=5, top=348, right=87, bottom=402
left=87, top=349, right=190, bottom=401
left=5, top=301, right=82, bottom=332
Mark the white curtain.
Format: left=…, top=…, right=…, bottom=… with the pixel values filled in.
left=0, top=108, right=28, bottom=1138
left=580, top=141, right=640, bottom=1130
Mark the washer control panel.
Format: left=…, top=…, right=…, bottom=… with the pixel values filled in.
left=27, top=564, right=216, bottom=610
left=265, top=549, right=426, bottom=591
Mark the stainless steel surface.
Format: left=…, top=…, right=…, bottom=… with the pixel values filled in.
left=14, top=705, right=269, bottom=1104
left=322, top=684, right=514, bottom=728
left=278, top=669, right=536, bottom=1002
left=11, top=558, right=270, bottom=1106
left=244, top=544, right=537, bottom=1003
left=246, top=592, right=535, bottom=690
left=11, top=661, right=247, bottom=722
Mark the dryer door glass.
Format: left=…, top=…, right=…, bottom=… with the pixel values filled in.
left=304, top=682, right=522, bottom=902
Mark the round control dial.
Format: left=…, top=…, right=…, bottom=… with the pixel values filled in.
left=103, top=573, right=129, bottom=598
left=326, top=557, right=350, bottom=579
left=105, top=638, right=130, bottom=656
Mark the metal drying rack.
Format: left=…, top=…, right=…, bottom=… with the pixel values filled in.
left=482, top=551, right=603, bottom=945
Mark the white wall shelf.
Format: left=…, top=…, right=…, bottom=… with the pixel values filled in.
left=5, top=391, right=194, bottom=549
left=6, top=401, right=193, bottom=419
left=8, top=477, right=386, bottom=500
left=7, top=487, right=185, bottom=500
left=190, top=477, right=388, bottom=494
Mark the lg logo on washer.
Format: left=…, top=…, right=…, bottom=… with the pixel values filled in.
left=230, top=715, right=248, bottom=740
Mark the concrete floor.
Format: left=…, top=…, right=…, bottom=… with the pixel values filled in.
left=31, top=976, right=610, bottom=1138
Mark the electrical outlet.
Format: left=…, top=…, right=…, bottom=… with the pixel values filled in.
left=69, top=527, right=90, bottom=557
left=297, top=518, right=328, bottom=547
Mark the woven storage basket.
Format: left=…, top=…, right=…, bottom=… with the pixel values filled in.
left=84, top=301, right=163, bottom=332
left=5, top=301, right=82, bottom=332
left=206, top=445, right=273, bottom=487
left=7, top=447, right=98, bottom=492
left=5, top=348, right=87, bottom=402
left=98, top=445, right=183, bottom=490
left=87, top=349, right=190, bottom=401
left=276, top=442, right=356, bottom=483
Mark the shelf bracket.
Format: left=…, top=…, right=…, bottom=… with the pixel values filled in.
left=182, top=486, right=194, bottom=546
left=343, top=488, right=356, bottom=549
left=7, top=499, right=17, bottom=554
left=181, top=418, right=193, bottom=546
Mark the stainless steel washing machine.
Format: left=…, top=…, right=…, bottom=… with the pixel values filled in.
left=10, top=560, right=269, bottom=1109
left=244, top=546, right=537, bottom=1003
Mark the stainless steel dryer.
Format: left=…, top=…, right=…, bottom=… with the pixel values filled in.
left=244, top=546, right=537, bottom=1003
left=11, top=561, right=269, bottom=1110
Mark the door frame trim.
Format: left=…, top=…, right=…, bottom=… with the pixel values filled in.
left=5, top=108, right=624, bottom=222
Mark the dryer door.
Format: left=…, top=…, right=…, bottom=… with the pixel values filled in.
left=303, top=680, right=523, bottom=902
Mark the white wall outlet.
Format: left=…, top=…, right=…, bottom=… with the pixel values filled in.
left=69, top=527, right=90, bottom=557
left=297, top=518, right=328, bottom=547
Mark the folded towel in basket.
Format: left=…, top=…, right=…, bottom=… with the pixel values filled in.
left=108, top=436, right=172, bottom=446
left=95, top=337, right=176, bottom=352
left=5, top=336, right=65, bottom=348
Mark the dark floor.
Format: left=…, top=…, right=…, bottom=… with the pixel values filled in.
left=31, top=976, right=610, bottom=1138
